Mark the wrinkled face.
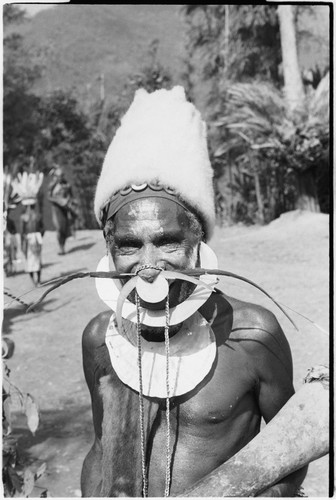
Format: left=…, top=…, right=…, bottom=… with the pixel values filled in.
left=106, top=197, right=203, bottom=309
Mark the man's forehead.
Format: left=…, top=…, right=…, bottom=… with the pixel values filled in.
left=114, top=197, right=188, bottom=224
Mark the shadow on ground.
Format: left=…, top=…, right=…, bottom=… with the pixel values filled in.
left=5, top=262, right=55, bottom=278
left=3, top=299, right=56, bottom=335
left=65, top=242, right=97, bottom=254
left=11, top=405, right=94, bottom=498
left=12, top=404, right=93, bottom=448
left=40, top=268, right=88, bottom=285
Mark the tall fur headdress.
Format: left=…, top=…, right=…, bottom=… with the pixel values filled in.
left=94, top=86, right=216, bottom=240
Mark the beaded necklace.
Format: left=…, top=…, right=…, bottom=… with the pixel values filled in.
left=136, top=291, right=172, bottom=497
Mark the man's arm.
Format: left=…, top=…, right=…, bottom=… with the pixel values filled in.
left=80, top=312, right=110, bottom=497
left=245, top=306, right=308, bottom=496
left=81, top=438, right=103, bottom=497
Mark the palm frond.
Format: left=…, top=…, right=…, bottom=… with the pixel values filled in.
left=308, top=71, right=329, bottom=123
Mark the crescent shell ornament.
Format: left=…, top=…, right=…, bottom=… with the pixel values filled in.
left=95, top=241, right=219, bottom=327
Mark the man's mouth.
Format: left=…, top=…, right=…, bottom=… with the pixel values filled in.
left=124, top=277, right=196, bottom=310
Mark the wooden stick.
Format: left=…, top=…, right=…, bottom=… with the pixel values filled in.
left=179, top=371, right=329, bottom=497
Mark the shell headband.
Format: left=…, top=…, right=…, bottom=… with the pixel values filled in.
left=101, top=182, right=198, bottom=227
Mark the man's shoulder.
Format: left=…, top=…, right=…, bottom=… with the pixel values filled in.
left=211, top=291, right=287, bottom=346
left=228, top=294, right=292, bottom=361
left=210, top=292, right=293, bottom=378
left=231, top=296, right=281, bottom=334
left=82, top=310, right=112, bottom=350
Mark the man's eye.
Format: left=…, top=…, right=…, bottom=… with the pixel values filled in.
left=117, top=246, right=139, bottom=256
left=113, top=241, right=140, bottom=254
left=158, top=240, right=181, bottom=251
left=122, top=243, right=138, bottom=248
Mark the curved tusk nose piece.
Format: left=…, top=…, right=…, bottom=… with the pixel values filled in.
left=136, top=274, right=169, bottom=303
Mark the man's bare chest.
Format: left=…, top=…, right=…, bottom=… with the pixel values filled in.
left=172, top=342, right=257, bottom=425
left=147, top=344, right=260, bottom=496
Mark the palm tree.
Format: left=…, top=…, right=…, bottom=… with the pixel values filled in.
left=213, top=73, right=329, bottom=219
left=277, top=5, right=305, bottom=113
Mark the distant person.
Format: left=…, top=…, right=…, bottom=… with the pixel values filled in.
left=3, top=206, right=19, bottom=276
left=48, top=167, right=78, bottom=255
left=19, top=200, right=44, bottom=286
left=10, top=170, right=44, bottom=284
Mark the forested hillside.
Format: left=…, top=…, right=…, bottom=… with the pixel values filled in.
left=16, top=4, right=329, bottom=111
left=17, top=5, right=186, bottom=107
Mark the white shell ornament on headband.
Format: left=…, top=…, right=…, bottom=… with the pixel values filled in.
left=95, top=242, right=219, bottom=327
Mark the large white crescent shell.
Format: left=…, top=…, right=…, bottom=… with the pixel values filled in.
left=105, top=311, right=217, bottom=397
left=95, top=242, right=218, bottom=326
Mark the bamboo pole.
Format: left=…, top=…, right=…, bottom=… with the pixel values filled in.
left=180, top=369, right=329, bottom=497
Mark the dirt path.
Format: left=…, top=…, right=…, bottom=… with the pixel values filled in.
left=3, top=210, right=329, bottom=497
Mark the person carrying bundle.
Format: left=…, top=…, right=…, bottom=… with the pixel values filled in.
left=48, top=166, right=77, bottom=255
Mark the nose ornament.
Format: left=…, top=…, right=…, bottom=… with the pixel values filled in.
left=136, top=264, right=162, bottom=283
left=136, top=274, right=169, bottom=303
left=135, top=265, right=169, bottom=303
left=115, top=265, right=213, bottom=332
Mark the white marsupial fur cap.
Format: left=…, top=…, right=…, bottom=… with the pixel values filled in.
left=94, top=86, right=216, bottom=240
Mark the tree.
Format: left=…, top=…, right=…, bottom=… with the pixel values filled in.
left=277, top=4, right=324, bottom=212
left=84, top=39, right=173, bottom=145
left=3, top=6, right=108, bottom=228
left=76, top=39, right=174, bottom=227
left=182, top=5, right=282, bottom=102
left=3, top=5, right=43, bottom=166
left=182, top=5, right=329, bottom=221
left=181, top=6, right=283, bottom=223
left=213, top=75, right=329, bottom=221
left=36, top=90, right=107, bottom=228
left=126, top=39, right=172, bottom=93
left=3, top=4, right=25, bottom=25
left=277, top=5, right=305, bottom=113
left=4, top=13, right=175, bottom=229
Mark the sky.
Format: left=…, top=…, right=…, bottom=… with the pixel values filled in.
left=22, top=4, right=53, bottom=16
left=12, top=2, right=65, bottom=17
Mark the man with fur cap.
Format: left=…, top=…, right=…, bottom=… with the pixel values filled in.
left=81, top=87, right=307, bottom=497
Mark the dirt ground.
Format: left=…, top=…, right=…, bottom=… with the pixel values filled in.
left=3, top=210, right=330, bottom=497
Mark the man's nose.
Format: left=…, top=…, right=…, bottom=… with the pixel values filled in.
left=137, top=266, right=162, bottom=283
left=136, top=246, right=164, bottom=283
